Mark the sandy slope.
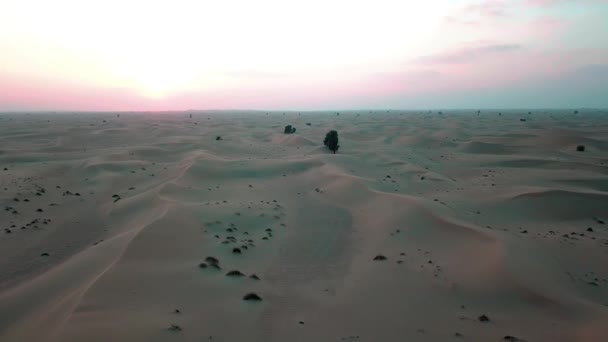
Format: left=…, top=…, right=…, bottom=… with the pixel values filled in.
left=1, top=110, right=607, bottom=341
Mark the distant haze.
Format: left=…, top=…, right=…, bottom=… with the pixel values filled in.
left=1, top=0, right=607, bottom=111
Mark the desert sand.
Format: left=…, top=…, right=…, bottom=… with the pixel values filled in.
left=1, top=110, right=607, bottom=341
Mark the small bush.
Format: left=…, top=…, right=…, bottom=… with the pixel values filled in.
left=576, top=145, right=585, bottom=152
left=284, top=125, right=296, bottom=134
left=323, top=130, right=340, bottom=154
left=478, top=314, right=490, bottom=322
left=243, top=292, right=262, bottom=301
left=168, top=324, right=182, bottom=332
left=205, top=256, right=219, bottom=264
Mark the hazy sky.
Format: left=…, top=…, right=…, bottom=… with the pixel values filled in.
left=1, top=0, right=607, bottom=111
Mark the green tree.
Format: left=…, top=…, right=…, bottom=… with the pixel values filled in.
left=323, top=130, right=339, bottom=154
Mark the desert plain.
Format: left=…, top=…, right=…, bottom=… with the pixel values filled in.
left=1, top=110, right=607, bottom=341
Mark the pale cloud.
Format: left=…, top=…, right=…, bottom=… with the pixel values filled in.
left=413, top=44, right=523, bottom=64
left=525, top=0, right=607, bottom=6
left=463, top=0, right=509, bottom=17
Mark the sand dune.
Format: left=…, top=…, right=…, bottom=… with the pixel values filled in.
left=271, top=133, right=318, bottom=147
left=1, top=110, right=607, bottom=341
left=499, top=189, right=608, bottom=220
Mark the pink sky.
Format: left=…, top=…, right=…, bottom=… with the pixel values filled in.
left=1, top=0, right=607, bottom=110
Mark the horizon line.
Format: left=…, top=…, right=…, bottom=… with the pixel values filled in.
left=1, top=107, right=606, bottom=114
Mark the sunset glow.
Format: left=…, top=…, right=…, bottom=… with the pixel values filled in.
left=1, top=0, right=607, bottom=110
